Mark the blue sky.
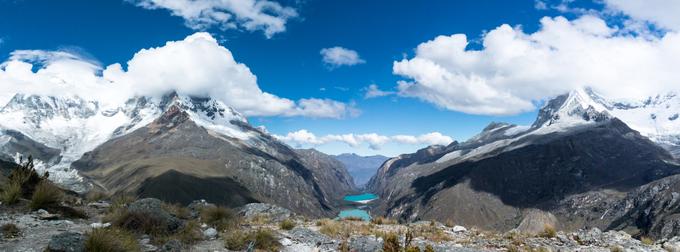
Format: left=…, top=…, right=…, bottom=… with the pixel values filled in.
left=1, top=0, right=677, bottom=156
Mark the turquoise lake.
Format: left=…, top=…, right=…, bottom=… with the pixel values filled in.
left=337, top=193, right=379, bottom=221
left=343, top=193, right=378, bottom=202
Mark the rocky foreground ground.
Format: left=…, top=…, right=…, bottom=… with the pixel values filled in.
left=2, top=198, right=680, bottom=252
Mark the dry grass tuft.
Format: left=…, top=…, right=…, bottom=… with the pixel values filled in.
left=279, top=219, right=296, bottom=230
left=85, top=227, right=140, bottom=252
left=538, top=224, right=557, bottom=238
left=0, top=181, right=22, bottom=205
left=371, top=216, right=398, bottom=225
left=29, top=181, right=63, bottom=210
left=640, top=236, right=654, bottom=245
left=223, top=229, right=280, bottom=252
left=382, top=232, right=401, bottom=252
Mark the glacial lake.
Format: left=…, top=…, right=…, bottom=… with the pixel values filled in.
left=343, top=193, right=378, bottom=203
left=337, top=193, right=379, bottom=221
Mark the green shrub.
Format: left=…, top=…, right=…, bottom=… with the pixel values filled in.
left=201, top=206, right=235, bottom=230
left=29, top=181, right=63, bottom=210
left=1, top=181, right=22, bottom=205
left=424, top=244, right=435, bottom=252
left=279, top=219, right=296, bottom=230
left=1, top=223, right=20, bottom=239
left=640, top=236, right=654, bottom=245
left=85, top=227, right=140, bottom=252
left=8, top=156, right=46, bottom=198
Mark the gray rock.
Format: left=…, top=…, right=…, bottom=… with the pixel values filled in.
left=128, top=198, right=182, bottom=231
left=239, top=203, right=292, bottom=222
left=288, top=227, right=337, bottom=251
left=161, top=239, right=183, bottom=251
left=203, top=227, right=217, bottom=239
left=46, top=232, right=85, bottom=252
left=349, top=235, right=382, bottom=252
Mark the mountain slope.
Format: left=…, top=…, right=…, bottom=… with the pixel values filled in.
left=72, top=94, right=355, bottom=217
left=367, top=90, right=680, bottom=235
left=332, top=153, right=389, bottom=187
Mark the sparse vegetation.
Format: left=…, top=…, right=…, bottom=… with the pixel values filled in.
left=383, top=232, right=401, bottom=252
left=172, top=220, right=203, bottom=245
left=29, top=180, right=63, bottom=210
left=1, top=156, right=49, bottom=205
left=112, top=210, right=169, bottom=237
left=279, top=219, right=296, bottom=230
left=223, top=229, right=280, bottom=252
left=538, top=224, right=557, bottom=238
left=201, top=206, right=236, bottom=230
left=371, top=216, right=398, bottom=225
left=341, top=216, right=364, bottom=221
left=86, top=190, right=109, bottom=203
left=424, top=244, right=435, bottom=252
left=1, top=181, right=22, bottom=205
left=85, top=227, right=140, bottom=252
left=163, top=203, right=191, bottom=220
left=223, top=229, right=251, bottom=251
left=640, top=236, right=654, bottom=245
left=1, top=223, right=20, bottom=239
left=610, top=245, right=624, bottom=252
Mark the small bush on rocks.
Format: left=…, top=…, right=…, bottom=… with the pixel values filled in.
left=279, top=219, right=296, bottom=230
left=640, top=236, right=654, bottom=245
left=0, top=181, right=22, bottom=205
left=1, top=223, right=20, bottom=239
left=113, top=210, right=169, bottom=237
left=383, top=232, right=401, bottom=252
left=538, top=224, right=557, bottom=238
left=85, top=227, right=140, bottom=252
left=224, top=229, right=250, bottom=251
left=172, top=220, right=203, bottom=245
left=424, top=244, right=435, bottom=252
left=29, top=181, right=63, bottom=210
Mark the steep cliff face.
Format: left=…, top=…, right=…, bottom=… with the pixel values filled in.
left=367, top=90, right=680, bottom=236
left=296, top=149, right=357, bottom=201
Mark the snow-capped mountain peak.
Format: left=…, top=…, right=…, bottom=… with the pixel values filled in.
left=0, top=92, right=254, bottom=191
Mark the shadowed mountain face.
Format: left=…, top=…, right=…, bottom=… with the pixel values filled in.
left=332, top=153, right=389, bottom=187
left=367, top=91, right=680, bottom=237
left=72, top=95, right=355, bottom=217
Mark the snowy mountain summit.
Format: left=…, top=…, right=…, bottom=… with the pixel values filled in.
left=0, top=92, right=252, bottom=192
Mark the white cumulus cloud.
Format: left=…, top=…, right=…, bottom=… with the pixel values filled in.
left=320, top=47, right=365, bottom=68
left=0, top=32, right=352, bottom=118
left=393, top=14, right=680, bottom=115
left=603, top=0, right=680, bottom=32
left=127, top=0, right=298, bottom=38
left=274, top=130, right=453, bottom=150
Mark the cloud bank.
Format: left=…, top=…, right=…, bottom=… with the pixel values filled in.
left=0, top=32, right=352, bottom=118
left=320, top=47, right=365, bottom=68
left=394, top=10, right=680, bottom=115
left=275, top=130, right=453, bottom=150
left=128, top=0, right=297, bottom=38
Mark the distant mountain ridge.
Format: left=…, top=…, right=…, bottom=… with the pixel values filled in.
left=332, top=153, right=389, bottom=187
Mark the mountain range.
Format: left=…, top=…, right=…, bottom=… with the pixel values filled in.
left=3, top=88, right=680, bottom=238
left=367, top=88, right=680, bottom=238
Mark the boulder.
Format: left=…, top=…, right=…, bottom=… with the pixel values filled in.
left=203, top=227, right=217, bottom=239
left=127, top=198, right=182, bottom=231
left=349, top=235, right=383, bottom=252
left=46, top=232, right=85, bottom=252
